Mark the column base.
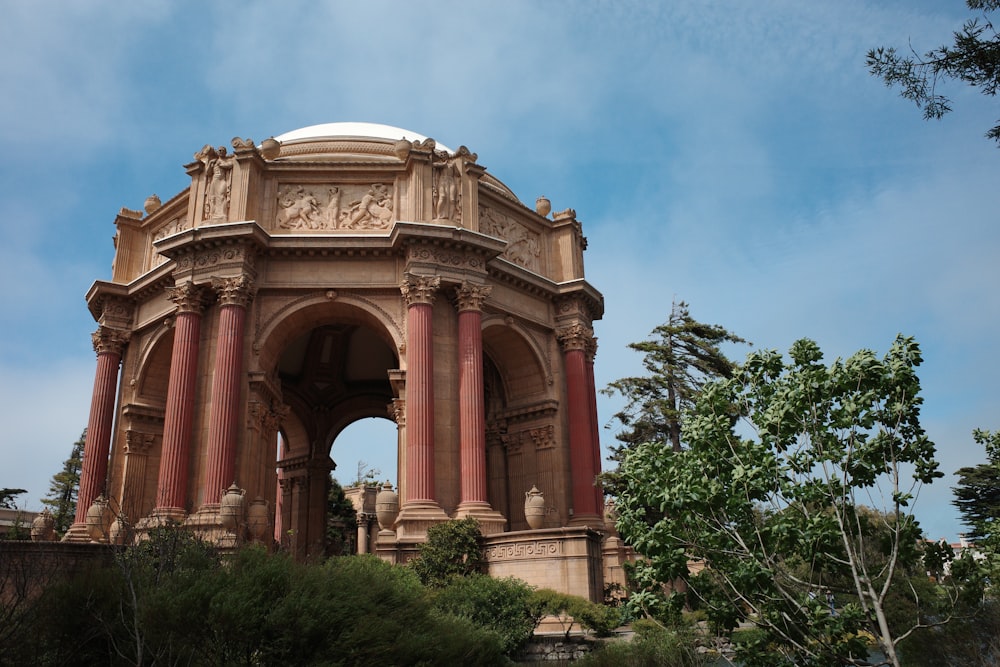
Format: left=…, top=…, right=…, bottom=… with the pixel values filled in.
left=567, top=513, right=605, bottom=530
left=394, top=500, right=449, bottom=541
left=61, top=522, right=98, bottom=543
left=454, top=501, right=507, bottom=535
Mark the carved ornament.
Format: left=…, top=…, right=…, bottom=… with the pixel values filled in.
left=400, top=275, right=441, bottom=306
left=92, top=326, right=130, bottom=356
left=276, top=183, right=394, bottom=232
left=479, top=205, right=541, bottom=272
left=485, top=540, right=562, bottom=560
left=174, top=244, right=255, bottom=272
left=528, top=425, right=556, bottom=450
left=195, top=145, right=235, bottom=222
left=432, top=155, right=461, bottom=223
left=556, top=323, right=593, bottom=352
left=166, top=281, right=210, bottom=314
left=212, top=274, right=256, bottom=308
left=455, top=282, right=492, bottom=312
left=406, top=245, right=484, bottom=271
left=124, top=430, right=155, bottom=455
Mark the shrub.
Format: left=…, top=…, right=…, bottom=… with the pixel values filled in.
left=578, top=619, right=706, bottom=667
left=530, top=588, right=621, bottom=638
left=432, top=573, right=540, bottom=656
left=409, top=517, right=485, bottom=587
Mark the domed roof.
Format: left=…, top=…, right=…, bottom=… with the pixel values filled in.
left=275, top=122, right=453, bottom=154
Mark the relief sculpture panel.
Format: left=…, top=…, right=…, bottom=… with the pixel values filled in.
left=275, top=183, right=395, bottom=232
left=479, top=205, right=541, bottom=273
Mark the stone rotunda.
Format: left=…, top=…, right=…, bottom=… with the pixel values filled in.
left=70, top=123, right=625, bottom=601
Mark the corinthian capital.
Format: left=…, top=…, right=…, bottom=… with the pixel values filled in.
left=166, top=281, right=209, bottom=314
left=555, top=323, right=593, bottom=353
left=212, top=274, right=256, bottom=307
left=455, top=282, right=492, bottom=312
left=400, top=275, right=441, bottom=307
left=91, top=326, right=130, bottom=356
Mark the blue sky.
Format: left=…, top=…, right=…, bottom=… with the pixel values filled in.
left=1, top=1, right=997, bottom=542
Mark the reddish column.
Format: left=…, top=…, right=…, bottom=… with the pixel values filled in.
left=559, top=324, right=601, bottom=523
left=401, top=275, right=440, bottom=503
left=154, top=282, right=207, bottom=515
left=585, top=338, right=605, bottom=515
left=203, top=275, right=254, bottom=505
left=74, top=327, right=128, bottom=524
left=456, top=283, right=492, bottom=506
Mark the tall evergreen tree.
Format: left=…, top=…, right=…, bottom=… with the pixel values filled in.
left=953, top=429, right=1000, bottom=541
left=41, top=429, right=85, bottom=535
left=603, top=299, right=747, bottom=454
left=0, top=488, right=26, bottom=509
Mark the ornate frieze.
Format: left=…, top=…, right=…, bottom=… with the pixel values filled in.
left=405, top=245, right=486, bottom=272
left=455, top=282, right=492, bottom=312
left=400, top=275, right=441, bottom=307
left=485, top=539, right=562, bottom=560
left=479, top=205, right=541, bottom=272
left=275, top=183, right=394, bottom=231
left=153, top=216, right=190, bottom=243
left=212, top=274, right=256, bottom=308
left=173, top=243, right=256, bottom=273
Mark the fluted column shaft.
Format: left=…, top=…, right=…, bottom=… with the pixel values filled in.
left=75, top=327, right=128, bottom=523
left=204, top=276, right=253, bottom=505
left=559, top=324, right=601, bottom=522
left=401, top=276, right=440, bottom=504
left=585, top=339, right=605, bottom=513
left=155, top=283, right=207, bottom=513
left=456, top=283, right=491, bottom=505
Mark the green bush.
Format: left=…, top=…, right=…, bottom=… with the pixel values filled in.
left=409, top=517, right=485, bottom=587
left=432, top=573, right=540, bottom=656
left=530, top=588, right=621, bottom=638
left=578, top=619, right=706, bottom=667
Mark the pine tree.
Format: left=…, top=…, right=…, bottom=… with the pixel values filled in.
left=41, top=429, right=85, bottom=535
left=603, top=299, right=747, bottom=454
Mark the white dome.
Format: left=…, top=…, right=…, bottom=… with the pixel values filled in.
left=274, top=122, right=453, bottom=153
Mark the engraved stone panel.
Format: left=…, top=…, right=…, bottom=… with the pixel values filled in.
left=274, top=183, right=395, bottom=232
left=480, top=205, right=541, bottom=272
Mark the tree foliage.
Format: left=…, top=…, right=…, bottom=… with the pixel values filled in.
left=615, top=336, right=965, bottom=667
left=5, top=527, right=509, bottom=666
left=0, top=488, right=26, bottom=510
left=41, top=428, right=85, bottom=534
left=603, top=300, right=747, bottom=455
left=953, top=429, right=1000, bottom=541
left=409, top=517, right=486, bottom=587
left=868, top=1, right=1000, bottom=144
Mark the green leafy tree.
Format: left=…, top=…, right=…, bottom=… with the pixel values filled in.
left=325, top=475, right=357, bottom=556
left=868, top=1, right=1000, bottom=144
left=41, top=429, right=85, bottom=534
left=616, top=336, right=962, bottom=667
left=410, top=517, right=486, bottom=587
left=432, top=574, right=541, bottom=657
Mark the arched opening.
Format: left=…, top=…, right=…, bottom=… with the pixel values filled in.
left=268, top=311, right=400, bottom=558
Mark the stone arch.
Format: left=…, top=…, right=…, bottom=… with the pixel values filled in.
left=481, top=316, right=550, bottom=406
left=254, top=292, right=403, bottom=375
left=134, top=323, right=175, bottom=403
left=260, top=296, right=402, bottom=556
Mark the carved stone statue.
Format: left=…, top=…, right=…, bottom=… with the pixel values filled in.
left=433, top=156, right=461, bottom=222
left=198, top=145, right=235, bottom=221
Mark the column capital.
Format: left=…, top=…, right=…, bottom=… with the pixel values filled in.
left=585, top=336, right=598, bottom=362
left=455, top=282, right=492, bottom=312
left=91, top=326, right=130, bottom=356
left=212, top=274, right=256, bottom=307
left=400, top=274, right=441, bottom=306
left=556, top=322, right=593, bottom=353
left=166, top=281, right=210, bottom=314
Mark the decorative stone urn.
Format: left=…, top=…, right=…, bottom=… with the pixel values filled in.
left=30, top=509, right=56, bottom=542
left=247, top=498, right=269, bottom=542
left=108, top=516, right=128, bottom=545
left=260, top=136, right=281, bottom=160
left=219, top=483, right=246, bottom=535
left=535, top=196, right=551, bottom=217
left=524, top=485, right=546, bottom=530
left=375, top=482, right=399, bottom=531
left=143, top=194, right=161, bottom=215
left=85, top=495, right=110, bottom=543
